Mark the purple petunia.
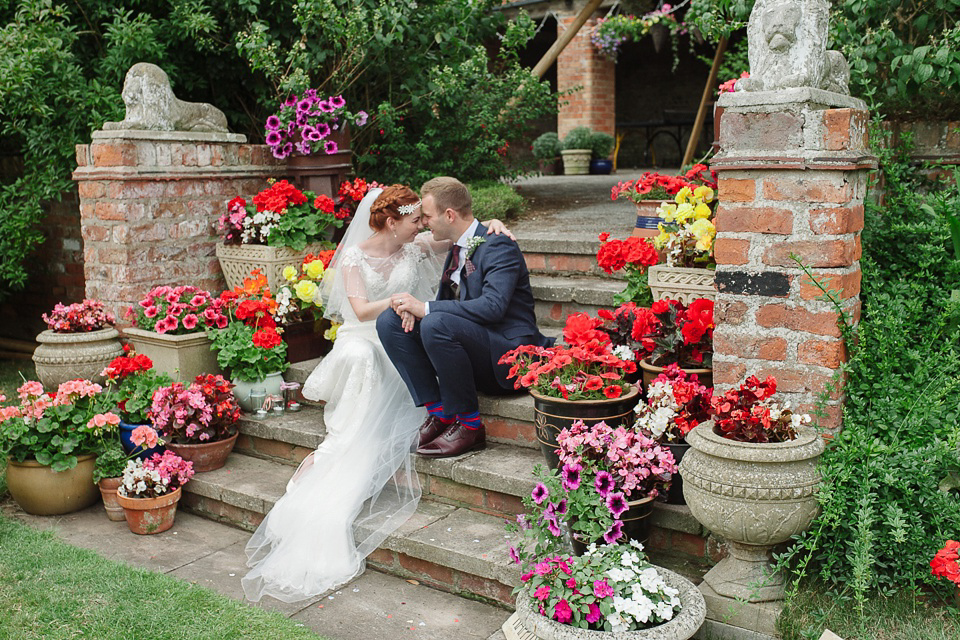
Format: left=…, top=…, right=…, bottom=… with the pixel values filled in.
left=265, top=115, right=281, bottom=131
left=265, top=130, right=283, bottom=147
left=509, top=546, right=521, bottom=564
left=532, top=482, right=549, bottom=505
left=297, top=98, right=313, bottom=113
left=354, top=110, right=369, bottom=126
left=606, top=492, right=628, bottom=518
left=295, top=141, right=311, bottom=156
left=561, top=463, right=581, bottom=490
left=603, top=519, right=624, bottom=544
left=324, top=140, right=339, bottom=154
left=329, top=94, right=346, bottom=109
left=516, top=513, right=530, bottom=530
left=594, top=470, right=615, bottom=497
left=546, top=516, right=562, bottom=537
left=283, top=94, right=298, bottom=107
left=280, top=141, right=294, bottom=156
left=317, top=99, right=334, bottom=113
left=316, top=122, right=331, bottom=138
left=302, top=125, right=322, bottom=142
left=555, top=498, right=568, bottom=515
left=303, top=88, right=318, bottom=100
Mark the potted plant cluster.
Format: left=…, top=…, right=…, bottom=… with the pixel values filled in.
left=680, top=375, right=823, bottom=602
left=215, top=179, right=348, bottom=292
left=0, top=379, right=112, bottom=515
left=589, top=132, right=615, bottom=175
left=611, top=164, right=717, bottom=243
left=500, top=312, right=639, bottom=467
left=634, top=364, right=712, bottom=505
left=32, top=299, right=123, bottom=389
left=561, top=126, right=594, bottom=176
left=101, top=349, right=171, bottom=459
left=93, top=423, right=164, bottom=522
left=590, top=6, right=682, bottom=61
left=212, top=276, right=289, bottom=408
left=532, top=131, right=562, bottom=175
left=115, top=450, right=195, bottom=535
left=124, top=285, right=228, bottom=382
left=148, top=374, right=242, bottom=472
left=596, top=232, right=660, bottom=307
left=636, top=298, right=715, bottom=389
left=511, top=541, right=704, bottom=639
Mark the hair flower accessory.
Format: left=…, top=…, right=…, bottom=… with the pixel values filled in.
left=398, top=199, right=421, bottom=216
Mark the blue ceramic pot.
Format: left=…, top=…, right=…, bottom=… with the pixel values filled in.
left=119, top=420, right=165, bottom=461
left=589, top=158, right=613, bottom=175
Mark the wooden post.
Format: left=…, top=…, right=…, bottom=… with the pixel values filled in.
left=531, top=0, right=605, bottom=79
left=682, top=36, right=728, bottom=168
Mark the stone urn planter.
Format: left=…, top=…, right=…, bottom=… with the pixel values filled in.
left=116, top=487, right=182, bottom=535
left=530, top=387, right=640, bottom=470
left=122, top=327, right=219, bottom=383
left=216, top=242, right=329, bottom=293
left=6, top=454, right=101, bottom=516
left=32, top=328, right=124, bottom=389
left=97, top=477, right=125, bottom=522
left=680, top=421, right=825, bottom=601
left=510, top=565, right=706, bottom=639
left=561, top=149, right=591, bottom=175
left=646, top=265, right=716, bottom=304
left=166, top=431, right=239, bottom=473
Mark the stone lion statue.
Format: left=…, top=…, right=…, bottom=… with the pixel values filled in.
left=738, top=0, right=850, bottom=94
left=102, top=62, right=229, bottom=132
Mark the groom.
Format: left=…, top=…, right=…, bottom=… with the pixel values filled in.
left=377, top=177, right=553, bottom=458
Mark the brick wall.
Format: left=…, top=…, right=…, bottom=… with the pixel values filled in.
left=556, top=12, right=616, bottom=141
left=711, top=94, right=876, bottom=434
left=73, top=131, right=282, bottom=324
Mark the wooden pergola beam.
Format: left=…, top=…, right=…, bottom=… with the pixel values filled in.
left=531, top=0, right=605, bottom=79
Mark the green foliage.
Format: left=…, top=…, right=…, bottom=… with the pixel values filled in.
left=589, top=132, right=615, bottom=160
left=92, top=442, right=129, bottom=483
left=209, top=321, right=289, bottom=383
left=469, top=182, right=526, bottom=222
left=562, top=126, right=593, bottom=151
left=531, top=132, right=561, bottom=160
left=778, top=122, right=960, bottom=598
left=105, top=369, right=172, bottom=425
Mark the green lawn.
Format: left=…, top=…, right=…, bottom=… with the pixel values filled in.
left=0, top=357, right=35, bottom=396
left=779, top=584, right=960, bottom=640
left=0, top=514, right=325, bottom=639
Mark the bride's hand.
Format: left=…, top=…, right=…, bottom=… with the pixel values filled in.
left=485, top=218, right=516, bottom=241
left=400, top=310, right=416, bottom=333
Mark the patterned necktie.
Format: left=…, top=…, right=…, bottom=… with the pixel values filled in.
left=442, top=245, right=461, bottom=297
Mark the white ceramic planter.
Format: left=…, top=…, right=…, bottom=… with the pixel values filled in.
left=511, top=565, right=705, bottom=639
left=680, top=421, right=824, bottom=602
left=646, top=265, right=716, bottom=304
left=216, top=242, right=328, bottom=293
left=32, top=327, right=124, bottom=389
left=561, top=149, right=591, bottom=175
left=123, top=327, right=219, bottom=383
left=231, top=371, right=284, bottom=412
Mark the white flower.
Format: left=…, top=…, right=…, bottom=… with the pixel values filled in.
left=613, top=345, right=635, bottom=361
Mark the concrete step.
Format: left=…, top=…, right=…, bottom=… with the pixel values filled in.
left=517, top=234, right=623, bottom=280
left=530, top=274, right=622, bottom=326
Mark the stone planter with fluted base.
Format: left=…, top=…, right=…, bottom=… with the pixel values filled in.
left=123, top=327, right=219, bottom=383
left=216, top=242, right=328, bottom=293
left=32, top=328, right=124, bottom=389
left=680, top=421, right=824, bottom=602
left=561, top=149, right=591, bottom=175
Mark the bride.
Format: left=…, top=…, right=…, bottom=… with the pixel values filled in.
left=242, top=184, right=512, bottom=602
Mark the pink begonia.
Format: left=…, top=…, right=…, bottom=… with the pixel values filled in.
left=131, top=425, right=160, bottom=449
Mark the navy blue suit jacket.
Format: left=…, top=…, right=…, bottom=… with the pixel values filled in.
left=430, top=223, right=553, bottom=385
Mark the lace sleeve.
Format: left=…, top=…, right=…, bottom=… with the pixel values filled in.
left=340, top=249, right=367, bottom=301
left=414, top=232, right=451, bottom=257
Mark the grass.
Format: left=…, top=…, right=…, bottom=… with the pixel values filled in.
left=0, top=514, right=326, bottom=639
left=778, top=583, right=960, bottom=640
left=0, top=357, right=34, bottom=395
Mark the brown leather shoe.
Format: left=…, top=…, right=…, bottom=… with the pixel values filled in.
left=418, top=416, right=454, bottom=448
left=417, top=422, right=486, bottom=458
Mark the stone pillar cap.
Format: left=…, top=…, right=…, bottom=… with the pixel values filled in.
left=718, top=88, right=867, bottom=111
left=91, top=129, right=247, bottom=144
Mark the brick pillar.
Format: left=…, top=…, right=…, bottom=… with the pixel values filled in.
left=73, top=130, right=283, bottom=322
left=711, top=88, right=876, bottom=434
left=556, top=8, right=615, bottom=140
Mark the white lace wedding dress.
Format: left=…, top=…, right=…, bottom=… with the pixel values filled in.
left=242, top=237, right=442, bottom=603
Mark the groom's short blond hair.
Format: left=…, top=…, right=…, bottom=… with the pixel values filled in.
left=421, top=177, right=472, bottom=218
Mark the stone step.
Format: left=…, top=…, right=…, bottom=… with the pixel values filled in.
left=530, top=274, right=622, bottom=326
left=180, top=453, right=521, bottom=606
left=517, top=235, right=622, bottom=280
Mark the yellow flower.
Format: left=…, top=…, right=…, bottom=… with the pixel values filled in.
left=675, top=202, right=695, bottom=224
left=304, top=260, right=324, bottom=279
left=694, top=202, right=712, bottom=220
left=282, top=266, right=298, bottom=282
left=657, top=202, right=677, bottom=223
left=294, top=280, right=319, bottom=303
left=653, top=224, right=670, bottom=250
left=690, top=218, right=716, bottom=252
left=694, top=186, right=715, bottom=204
left=323, top=322, right=340, bottom=341
left=675, top=186, right=692, bottom=205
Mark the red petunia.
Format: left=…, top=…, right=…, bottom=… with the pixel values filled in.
left=603, top=385, right=623, bottom=398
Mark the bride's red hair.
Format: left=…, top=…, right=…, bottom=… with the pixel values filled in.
left=369, top=184, right=420, bottom=231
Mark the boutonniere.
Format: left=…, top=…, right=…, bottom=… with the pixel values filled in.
left=466, top=236, right=486, bottom=259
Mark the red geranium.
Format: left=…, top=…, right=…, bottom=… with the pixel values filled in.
left=252, top=327, right=283, bottom=349
left=563, top=313, right=610, bottom=347
left=313, top=194, right=335, bottom=214
left=931, top=540, right=960, bottom=586
left=253, top=180, right=307, bottom=214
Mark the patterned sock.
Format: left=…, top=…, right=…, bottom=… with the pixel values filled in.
left=426, top=401, right=455, bottom=425
left=457, top=411, right=483, bottom=430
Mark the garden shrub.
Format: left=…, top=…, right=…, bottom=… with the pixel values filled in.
left=780, top=123, right=960, bottom=598
left=469, top=182, right=526, bottom=222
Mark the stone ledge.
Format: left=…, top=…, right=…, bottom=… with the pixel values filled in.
left=515, top=235, right=599, bottom=255
left=92, top=129, right=248, bottom=143
left=237, top=405, right=326, bottom=449
left=717, top=87, right=867, bottom=111
left=530, top=274, right=622, bottom=306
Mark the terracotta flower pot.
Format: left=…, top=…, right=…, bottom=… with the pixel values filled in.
left=530, top=387, right=640, bottom=470
left=6, top=454, right=100, bottom=516
left=32, top=327, right=124, bottom=389
left=165, top=431, right=238, bottom=473
left=98, top=477, right=126, bottom=522
left=116, top=486, right=182, bottom=535
left=511, top=565, right=705, bottom=639
left=639, top=359, right=713, bottom=393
